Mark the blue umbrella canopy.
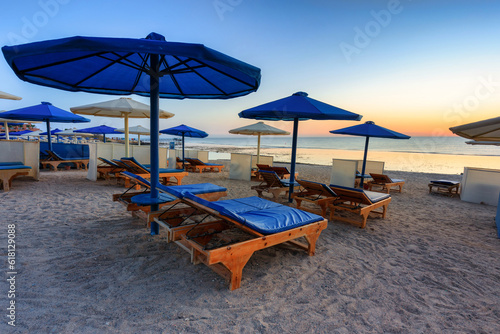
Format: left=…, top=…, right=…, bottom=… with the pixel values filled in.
left=2, top=32, right=260, bottom=235
left=330, top=121, right=410, bottom=186
left=240, top=91, right=362, bottom=201
left=39, top=128, right=63, bottom=135
left=0, top=102, right=90, bottom=150
left=160, top=124, right=208, bottom=168
left=74, top=125, right=117, bottom=143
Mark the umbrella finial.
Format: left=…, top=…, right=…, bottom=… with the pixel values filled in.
left=293, top=92, right=308, bottom=97
left=41, top=101, right=52, bottom=105
left=146, top=32, right=166, bottom=41
left=365, top=121, right=375, bottom=125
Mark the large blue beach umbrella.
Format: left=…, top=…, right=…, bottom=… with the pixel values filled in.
left=0, top=102, right=90, bottom=151
left=74, top=125, right=116, bottom=143
left=330, top=121, right=410, bottom=187
left=240, top=91, right=362, bottom=201
left=3, top=32, right=260, bottom=235
left=40, top=127, right=63, bottom=143
left=160, top=124, right=208, bottom=169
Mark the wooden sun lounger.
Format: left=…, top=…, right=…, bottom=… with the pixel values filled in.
left=184, top=158, right=224, bottom=173
left=113, top=171, right=227, bottom=218
left=367, top=173, right=405, bottom=193
left=0, top=163, right=32, bottom=191
left=251, top=170, right=298, bottom=201
left=291, top=179, right=339, bottom=217
left=97, top=157, right=125, bottom=180
left=151, top=192, right=327, bottom=290
left=428, top=180, right=460, bottom=196
left=256, top=164, right=297, bottom=179
left=41, top=150, right=89, bottom=171
left=329, top=185, right=391, bottom=229
left=120, top=157, right=188, bottom=186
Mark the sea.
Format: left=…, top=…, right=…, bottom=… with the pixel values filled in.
left=156, top=136, right=500, bottom=175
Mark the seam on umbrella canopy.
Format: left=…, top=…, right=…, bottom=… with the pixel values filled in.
left=2, top=34, right=261, bottom=99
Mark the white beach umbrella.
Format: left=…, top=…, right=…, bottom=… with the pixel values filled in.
left=71, top=97, right=174, bottom=156
left=450, top=116, right=500, bottom=141
left=115, top=125, right=150, bottom=146
left=466, top=140, right=500, bottom=146
left=229, top=121, right=290, bottom=163
left=0, top=90, right=22, bottom=100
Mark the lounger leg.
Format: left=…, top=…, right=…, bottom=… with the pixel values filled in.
left=294, top=198, right=303, bottom=210
left=221, top=253, right=253, bottom=290
left=319, top=203, right=327, bottom=218
left=360, top=214, right=369, bottom=229
left=303, top=232, right=320, bottom=256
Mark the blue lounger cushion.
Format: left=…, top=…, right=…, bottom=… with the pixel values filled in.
left=430, top=180, right=459, bottom=186
left=122, top=157, right=184, bottom=173
left=0, top=165, right=31, bottom=170
left=130, top=193, right=176, bottom=206
left=182, top=192, right=323, bottom=234
left=158, top=182, right=227, bottom=198
left=330, top=184, right=390, bottom=203
left=258, top=170, right=299, bottom=187
left=0, top=162, right=24, bottom=166
left=190, top=158, right=222, bottom=166
left=300, top=179, right=338, bottom=197
left=99, top=157, right=121, bottom=167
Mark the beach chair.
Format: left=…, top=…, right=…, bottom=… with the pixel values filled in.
left=329, top=185, right=392, bottom=229
left=97, top=157, right=125, bottom=180
left=120, top=157, right=188, bottom=186
left=113, top=171, right=227, bottom=216
left=176, top=157, right=190, bottom=169
left=291, top=179, right=339, bottom=217
left=251, top=170, right=298, bottom=201
left=428, top=180, right=460, bottom=196
left=0, top=162, right=32, bottom=191
left=41, top=150, right=89, bottom=171
left=151, top=190, right=328, bottom=290
left=256, top=164, right=296, bottom=179
left=184, top=158, right=224, bottom=173
left=367, top=173, right=405, bottom=193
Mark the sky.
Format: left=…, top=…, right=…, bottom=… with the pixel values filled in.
left=1, top=0, right=500, bottom=137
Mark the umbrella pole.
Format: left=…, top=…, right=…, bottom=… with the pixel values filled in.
left=257, top=133, right=261, bottom=164
left=149, top=53, right=160, bottom=236
left=124, top=114, right=129, bottom=156
left=4, top=122, right=9, bottom=140
left=138, top=134, right=141, bottom=146
left=47, top=120, right=52, bottom=152
left=288, top=118, right=299, bottom=202
left=360, top=136, right=370, bottom=187
left=103, top=134, right=106, bottom=143
left=182, top=133, right=185, bottom=170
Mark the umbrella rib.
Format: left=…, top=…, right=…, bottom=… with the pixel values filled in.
left=158, top=55, right=185, bottom=96
left=130, top=53, right=150, bottom=92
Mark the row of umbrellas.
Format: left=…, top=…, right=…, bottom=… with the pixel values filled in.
left=1, top=31, right=412, bottom=234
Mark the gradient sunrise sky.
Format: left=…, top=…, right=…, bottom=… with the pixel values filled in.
left=1, top=0, right=499, bottom=136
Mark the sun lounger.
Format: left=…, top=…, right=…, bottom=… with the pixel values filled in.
left=113, top=171, right=227, bottom=216
left=291, top=179, right=339, bottom=217
left=184, top=158, right=224, bottom=173
left=41, top=150, right=89, bottom=171
left=367, top=173, right=405, bottom=193
left=329, top=185, right=392, bottom=229
left=120, top=157, right=188, bottom=186
left=251, top=170, right=299, bottom=201
left=151, top=189, right=328, bottom=290
left=428, top=180, right=460, bottom=196
left=256, top=164, right=297, bottom=179
left=176, top=157, right=190, bottom=169
left=0, top=163, right=32, bottom=191
left=97, top=157, right=125, bottom=180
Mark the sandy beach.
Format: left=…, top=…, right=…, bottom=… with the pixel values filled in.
left=1, top=162, right=499, bottom=333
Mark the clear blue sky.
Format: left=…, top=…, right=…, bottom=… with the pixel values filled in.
left=1, top=0, right=500, bottom=136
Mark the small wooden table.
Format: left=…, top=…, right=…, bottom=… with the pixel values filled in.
left=428, top=182, right=460, bottom=196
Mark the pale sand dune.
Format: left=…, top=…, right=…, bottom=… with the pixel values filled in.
left=0, top=163, right=499, bottom=333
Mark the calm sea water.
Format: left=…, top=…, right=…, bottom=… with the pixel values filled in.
left=161, top=136, right=500, bottom=157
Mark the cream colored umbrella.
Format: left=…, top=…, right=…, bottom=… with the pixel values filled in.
left=229, top=121, right=290, bottom=163
left=0, top=91, right=22, bottom=100
left=71, top=97, right=173, bottom=156
left=115, top=125, right=150, bottom=146
left=450, top=116, right=500, bottom=141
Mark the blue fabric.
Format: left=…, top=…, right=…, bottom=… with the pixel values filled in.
left=330, top=121, right=410, bottom=139
left=0, top=162, right=23, bottom=166
left=182, top=192, right=322, bottom=234
left=0, top=165, right=31, bottom=170
left=160, top=124, right=208, bottom=138
left=2, top=33, right=261, bottom=100
left=300, top=179, right=338, bottom=197
left=99, top=157, right=120, bottom=167
left=330, top=184, right=390, bottom=203
left=430, top=180, right=459, bottom=186
left=391, top=178, right=405, bottom=183
left=0, top=102, right=90, bottom=123
left=40, top=142, right=89, bottom=159
left=239, top=92, right=361, bottom=121
left=121, top=156, right=182, bottom=173
left=130, top=193, right=176, bottom=206
left=159, top=183, right=226, bottom=198
left=74, top=125, right=116, bottom=134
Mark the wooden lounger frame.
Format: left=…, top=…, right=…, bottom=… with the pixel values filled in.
left=184, top=158, right=223, bottom=173
left=367, top=173, right=405, bottom=193
left=97, top=158, right=125, bottom=180
left=291, top=179, right=338, bottom=217
left=120, top=158, right=188, bottom=186
left=329, top=186, right=391, bottom=229
left=41, top=150, right=88, bottom=171
left=0, top=168, right=30, bottom=191
left=151, top=196, right=327, bottom=290
left=251, top=170, right=295, bottom=201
